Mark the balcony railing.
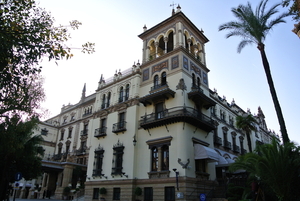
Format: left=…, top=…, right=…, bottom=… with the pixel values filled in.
left=140, top=106, right=215, bottom=132
left=92, top=169, right=102, bottom=176
left=80, top=129, right=88, bottom=136
left=214, top=136, right=222, bottom=145
left=224, top=140, right=232, bottom=149
left=151, top=82, right=168, bottom=91
left=112, top=121, right=127, bottom=133
left=94, top=127, right=107, bottom=137
left=233, top=144, right=240, bottom=153
left=75, top=148, right=87, bottom=156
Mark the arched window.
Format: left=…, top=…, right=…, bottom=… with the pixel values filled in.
left=192, top=73, right=196, bottom=88
left=161, top=145, right=169, bottom=170
left=197, top=77, right=201, bottom=88
left=107, top=92, right=111, bottom=107
left=161, top=72, right=167, bottom=86
left=151, top=147, right=158, bottom=171
left=154, top=75, right=159, bottom=88
left=119, top=87, right=124, bottom=103
left=125, top=84, right=130, bottom=101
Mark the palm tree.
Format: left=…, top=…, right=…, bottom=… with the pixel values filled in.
left=219, top=0, right=290, bottom=144
left=230, top=138, right=300, bottom=201
left=236, top=114, right=257, bottom=153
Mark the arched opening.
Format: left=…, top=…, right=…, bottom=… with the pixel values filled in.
left=161, top=72, right=167, bottom=86
left=154, top=75, right=159, bottom=88
left=119, top=87, right=124, bottom=103
left=125, top=84, right=130, bottom=101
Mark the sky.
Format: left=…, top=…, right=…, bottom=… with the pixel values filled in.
left=37, top=0, right=300, bottom=143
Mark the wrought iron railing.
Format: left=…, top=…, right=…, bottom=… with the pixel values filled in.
left=94, top=127, right=107, bottom=137
left=224, top=140, right=232, bottom=149
left=150, top=82, right=168, bottom=91
left=214, top=136, right=222, bottom=145
left=112, top=121, right=127, bottom=133
left=140, top=106, right=213, bottom=125
left=233, top=144, right=240, bottom=153
left=80, top=129, right=88, bottom=136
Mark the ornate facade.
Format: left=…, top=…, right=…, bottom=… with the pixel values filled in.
left=22, top=6, right=277, bottom=201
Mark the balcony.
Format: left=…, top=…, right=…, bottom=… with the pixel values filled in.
left=94, top=127, right=107, bottom=138
left=92, top=169, right=102, bottom=177
left=187, top=87, right=216, bottom=109
left=75, top=148, right=86, bottom=156
left=112, top=121, right=127, bottom=133
left=139, top=83, right=176, bottom=106
left=224, top=140, right=232, bottom=150
left=233, top=144, right=240, bottom=153
left=214, top=136, right=222, bottom=145
left=80, top=129, right=88, bottom=136
left=140, top=106, right=215, bottom=132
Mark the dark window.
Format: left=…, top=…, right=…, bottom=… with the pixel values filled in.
left=58, top=147, right=62, bottom=155
left=93, top=150, right=104, bottom=176
left=41, top=128, right=48, bottom=136
left=192, top=73, right=196, bottom=87
left=151, top=147, right=158, bottom=171
left=60, top=130, right=64, bottom=140
left=119, top=112, right=125, bottom=129
left=101, top=118, right=107, bottom=133
left=155, top=102, right=164, bottom=119
left=164, top=187, right=175, bottom=201
left=68, top=129, right=72, bottom=138
left=125, top=84, right=130, bottom=101
left=113, top=188, right=121, bottom=200
left=66, top=145, right=70, bottom=155
left=112, top=146, right=124, bottom=175
left=144, top=187, right=153, bottom=201
left=93, top=188, right=99, bottom=199
left=107, top=92, right=111, bottom=107
left=161, top=72, right=167, bottom=86
left=154, top=75, right=159, bottom=87
left=101, top=94, right=106, bottom=109
left=195, top=159, right=206, bottom=173
left=197, top=77, right=200, bottom=87
left=161, top=145, right=169, bottom=170
left=119, top=87, right=124, bottom=103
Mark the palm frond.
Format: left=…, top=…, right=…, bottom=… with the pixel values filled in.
left=237, top=40, right=253, bottom=53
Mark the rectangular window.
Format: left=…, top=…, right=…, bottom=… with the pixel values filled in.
left=100, top=118, right=107, bottom=134
left=93, top=150, right=104, bottom=176
left=60, top=130, right=64, bottom=140
left=144, top=187, right=153, bottom=201
left=112, top=146, right=124, bottom=175
left=119, top=112, right=125, bottom=129
left=93, top=188, right=99, bottom=199
left=155, top=102, right=164, bottom=119
left=68, top=129, right=72, bottom=138
left=41, top=128, right=48, bottom=136
left=195, top=159, right=206, bottom=173
left=164, top=187, right=175, bottom=201
left=113, top=188, right=121, bottom=200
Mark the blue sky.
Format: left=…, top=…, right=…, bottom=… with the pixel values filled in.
left=38, top=0, right=300, bottom=143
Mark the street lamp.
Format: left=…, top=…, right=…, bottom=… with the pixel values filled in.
left=173, top=168, right=179, bottom=190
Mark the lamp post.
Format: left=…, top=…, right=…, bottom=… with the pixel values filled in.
left=173, top=168, right=179, bottom=190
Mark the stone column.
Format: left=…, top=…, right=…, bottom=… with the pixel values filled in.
left=27, top=179, right=36, bottom=199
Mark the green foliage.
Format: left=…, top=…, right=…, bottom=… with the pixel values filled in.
left=226, top=183, right=246, bottom=201
left=282, top=0, right=300, bottom=21
left=0, top=115, right=44, bottom=200
left=134, top=187, right=142, bottom=196
left=0, top=0, right=94, bottom=120
left=236, top=114, right=257, bottom=152
left=63, top=186, right=71, bottom=195
left=99, top=187, right=107, bottom=195
left=219, top=0, right=290, bottom=145
left=219, top=0, right=290, bottom=53
left=229, top=138, right=300, bottom=201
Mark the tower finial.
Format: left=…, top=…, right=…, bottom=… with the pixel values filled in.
left=170, top=2, right=177, bottom=15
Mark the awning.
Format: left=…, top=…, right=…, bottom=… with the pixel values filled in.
left=194, top=144, right=219, bottom=162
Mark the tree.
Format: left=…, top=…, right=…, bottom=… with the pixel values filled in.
left=0, top=0, right=94, bottom=120
left=236, top=114, right=257, bottom=153
left=219, top=0, right=290, bottom=144
left=0, top=115, right=44, bottom=201
left=230, top=138, right=300, bottom=201
left=0, top=0, right=94, bottom=200
left=282, top=0, right=300, bottom=21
